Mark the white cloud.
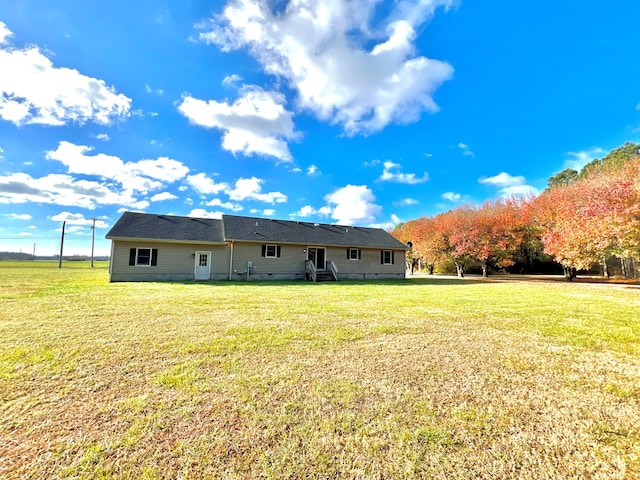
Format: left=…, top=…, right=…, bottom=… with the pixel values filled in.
left=564, top=147, right=606, bottom=171
left=479, top=172, right=525, bottom=188
left=95, top=133, right=110, bottom=141
left=187, top=173, right=286, bottom=205
left=293, top=204, right=331, bottom=218
left=394, top=198, right=418, bottom=206
left=9, top=213, right=32, bottom=220
left=49, top=212, right=109, bottom=228
left=0, top=146, right=4, bottom=159
left=128, top=157, right=189, bottom=183
left=479, top=172, right=539, bottom=198
left=46, top=141, right=189, bottom=193
left=295, top=205, right=317, bottom=217
left=324, top=185, right=382, bottom=225
left=379, top=161, right=428, bottom=184
left=0, top=172, right=147, bottom=209
left=145, top=84, right=164, bottom=96
left=185, top=173, right=229, bottom=195
left=228, top=177, right=287, bottom=203
left=188, top=208, right=223, bottom=219
left=0, top=24, right=131, bottom=126
left=150, top=192, right=178, bottom=202
left=499, top=185, right=539, bottom=197
left=205, top=198, right=243, bottom=211
left=0, top=141, right=186, bottom=211
left=442, top=192, right=461, bottom=202
left=200, top=0, right=454, bottom=135
left=457, top=142, right=474, bottom=157
left=178, top=86, right=298, bottom=162
left=307, top=164, right=319, bottom=175
left=0, top=22, right=13, bottom=45
left=369, top=213, right=403, bottom=231
left=222, top=74, right=243, bottom=86
left=262, top=209, right=276, bottom=216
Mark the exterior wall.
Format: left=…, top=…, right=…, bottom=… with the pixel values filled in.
left=109, top=240, right=229, bottom=282
left=229, top=241, right=307, bottom=281
left=325, top=247, right=406, bottom=279
left=229, top=242, right=405, bottom=281
left=110, top=239, right=405, bottom=282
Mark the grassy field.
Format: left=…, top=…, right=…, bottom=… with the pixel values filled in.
left=1, top=262, right=639, bottom=479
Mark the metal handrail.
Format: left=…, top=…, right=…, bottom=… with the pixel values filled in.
left=328, top=260, right=339, bottom=281
left=305, top=260, right=317, bottom=282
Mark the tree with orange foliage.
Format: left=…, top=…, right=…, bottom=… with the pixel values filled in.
left=438, top=200, right=527, bottom=277
left=532, top=157, right=640, bottom=279
left=412, top=217, right=448, bottom=274
left=392, top=217, right=448, bottom=274
left=391, top=220, right=419, bottom=273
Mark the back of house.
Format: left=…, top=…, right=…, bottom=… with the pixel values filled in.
left=105, top=211, right=408, bottom=282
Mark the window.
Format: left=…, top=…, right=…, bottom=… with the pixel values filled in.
left=381, top=250, right=394, bottom=265
left=347, top=248, right=361, bottom=260
left=198, top=253, right=208, bottom=267
left=137, top=248, right=151, bottom=265
left=261, top=244, right=281, bottom=258
left=129, top=248, right=158, bottom=266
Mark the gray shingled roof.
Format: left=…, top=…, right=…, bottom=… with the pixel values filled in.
left=106, top=212, right=407, bottom=250
left=222, top=215, right=407, bottom=249
left=105, top=212, right=225, bottom=243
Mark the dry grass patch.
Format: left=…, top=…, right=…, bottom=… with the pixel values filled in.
left=1, top=264, right=639, bottom=478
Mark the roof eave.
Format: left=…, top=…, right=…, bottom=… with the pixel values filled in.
left=106, top=236, right=226, bottom=246
left=224, top=238, right=408, bottom=249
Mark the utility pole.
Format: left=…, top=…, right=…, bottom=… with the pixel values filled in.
left=58, top=221, right=65, bottom=269
left=90, top=217, right=96, bottom=267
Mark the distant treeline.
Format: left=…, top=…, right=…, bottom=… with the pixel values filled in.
left=0, top=252, right=110, bottom=261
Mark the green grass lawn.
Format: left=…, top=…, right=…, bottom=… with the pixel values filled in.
left=1, top=262, right=639, bottom=479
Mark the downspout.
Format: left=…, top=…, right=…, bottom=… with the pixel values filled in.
left=108, top=240, right=114, bottom=281
left=228, top=241, right=234, bottom=281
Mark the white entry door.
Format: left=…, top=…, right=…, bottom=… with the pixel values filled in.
left=194, top=251, right=211, bottom=280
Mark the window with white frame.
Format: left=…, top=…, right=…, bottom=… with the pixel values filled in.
left=347, top=248, right=361, bottom=260
left=381, top=250, right=394, bottom=265
left=129, top=248, right=158, bottom=266
left=261, top=244, right=281, bottom=258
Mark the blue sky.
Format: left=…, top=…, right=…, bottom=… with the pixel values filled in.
left=1, top=0, right=639, bottom=256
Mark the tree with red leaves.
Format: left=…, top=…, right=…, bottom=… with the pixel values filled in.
left=439, top=200, right=527, bottom=277
left=533, top=158, right=640, bottom=279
